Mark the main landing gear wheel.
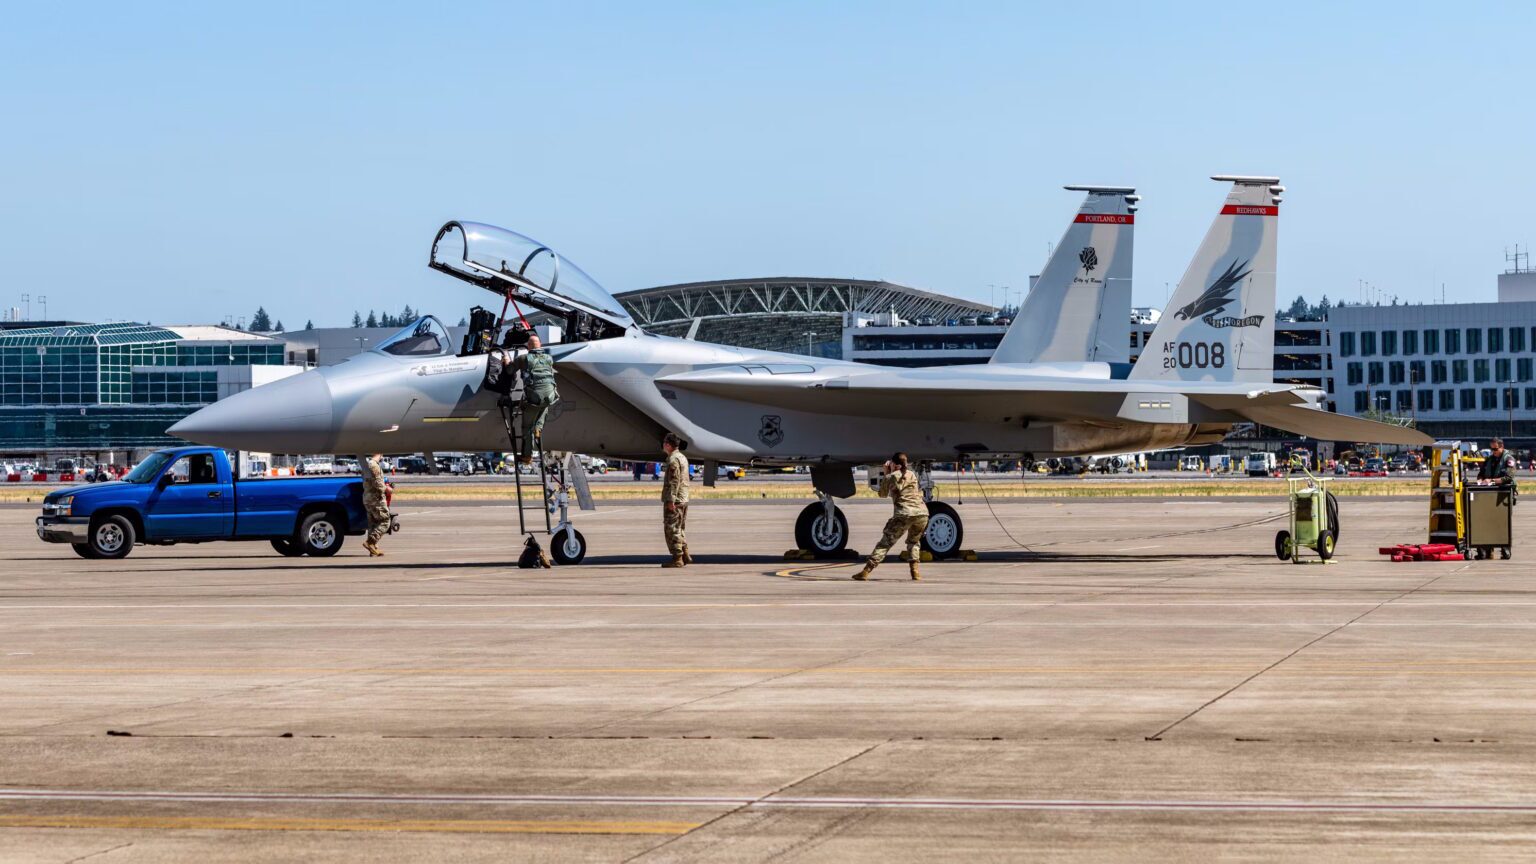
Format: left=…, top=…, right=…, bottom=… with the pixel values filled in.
left=270, top=538, right=305, bottom=557
left=921, top=501, right=963, bottom=560
left=794, top=502, right=849, bottom=558
left=551, top=528, right=587, bottom=565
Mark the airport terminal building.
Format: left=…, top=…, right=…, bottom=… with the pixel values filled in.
left=0, top=323, right=294, bottom=457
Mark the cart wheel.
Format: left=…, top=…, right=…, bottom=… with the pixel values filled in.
left=1275, top=530, right=1293, bottom=561
left=1317, top=529, right=1336, bottom=561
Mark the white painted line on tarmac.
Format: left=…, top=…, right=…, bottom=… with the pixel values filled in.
left=3, top=601, right=1535, bottom=610
left=12, top=621, right=1536, bottom=629
left=0, top=788, right=1532, bottom=815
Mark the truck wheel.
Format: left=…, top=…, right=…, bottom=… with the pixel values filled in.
left=270, top=538, right=304, bottom=557
left=297, top=512, right=344, bottom=557
left=551, top=528, right=587, bottom=565
left=89, top=515, right=135, bottom=559
left=921, top=502, right=964, bottom=560
left=1275, top=530, right=1293, bottom=561
left=71, top=543, right=100, bottom=559
left=1317, top=528, right=1336, bottom=561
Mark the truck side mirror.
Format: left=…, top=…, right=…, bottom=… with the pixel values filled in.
left=157, top=472, right=175, bottom=490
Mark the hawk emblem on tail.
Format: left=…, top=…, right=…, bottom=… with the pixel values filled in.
left=1175, top=259, right=1251, bottom=320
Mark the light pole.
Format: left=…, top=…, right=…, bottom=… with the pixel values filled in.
left=355, top=336, right=370, bottom=356
left=38, top=295, right=46, bottom=321
left=803, top=331, right=815, bottom=358
left=20, top=293, right=29, bottom=320
left=1507, top=380, right=1517, bottom=439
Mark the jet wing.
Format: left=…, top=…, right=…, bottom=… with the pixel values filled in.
left=1218, top=403, right=1432, bottom=446
left=659, top=365, right=1432, bottom=446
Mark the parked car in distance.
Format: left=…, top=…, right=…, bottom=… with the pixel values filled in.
left=36, top=446, right=370, bottom=559
left=977, top=314, right=996, bottom=326
left=1245, top=452, right=1278, bottom=476
left=959, top=316, right=978, bottom=326
left=296, top=458, right=335, bottom=475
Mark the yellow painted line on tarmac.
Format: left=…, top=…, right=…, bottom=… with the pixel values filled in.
left=0, top=814, right=699, bottom=835
left=774, top=562, right=857, bottom=579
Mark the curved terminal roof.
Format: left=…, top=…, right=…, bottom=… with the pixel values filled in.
left=615, top=278, right=995, bottom=327
left=0, top=322, right=180, bottom=347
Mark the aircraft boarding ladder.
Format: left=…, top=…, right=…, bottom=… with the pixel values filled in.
left=494, top=359, right=593, bottom=567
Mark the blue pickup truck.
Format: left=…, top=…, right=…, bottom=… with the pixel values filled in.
left=36, top=446, right=375, bottom=559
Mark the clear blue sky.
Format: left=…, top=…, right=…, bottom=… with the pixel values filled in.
left=2, top=1, right=1533, bottom=326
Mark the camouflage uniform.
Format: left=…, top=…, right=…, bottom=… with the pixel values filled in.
left=662, top=449, right=690, bottom=556
left=361, top=456, right=390, bottom=549
left=516, top=349, right=559, bottom=459
left=865, top=468, right=928, bottom=568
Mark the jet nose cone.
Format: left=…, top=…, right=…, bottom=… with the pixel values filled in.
left=169, top=370, right=335, bottom=452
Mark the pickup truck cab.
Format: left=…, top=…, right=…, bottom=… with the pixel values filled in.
left=37, top=446, right=372, bottom=560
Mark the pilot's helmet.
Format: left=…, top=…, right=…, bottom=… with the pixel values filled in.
left=502, top=327, right=531, bottom=349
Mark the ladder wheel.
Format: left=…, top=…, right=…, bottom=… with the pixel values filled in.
left=551, top=528, right=587, bottom=565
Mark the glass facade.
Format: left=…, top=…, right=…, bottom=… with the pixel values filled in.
left=1, top=323, right=285, bottom=450
left=0, top=324, right=282, bottom=409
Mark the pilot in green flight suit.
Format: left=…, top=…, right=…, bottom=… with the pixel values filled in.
left=515, top=334, right=559, bottom=464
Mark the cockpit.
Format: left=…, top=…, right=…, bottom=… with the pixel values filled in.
left=429, top=221, right=633, bottom=356
left=374, top=316, right=453, bottom=357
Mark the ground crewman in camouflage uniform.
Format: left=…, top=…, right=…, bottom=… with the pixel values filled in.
left=361, top=453, right=390, bottom=557
left=853, top=452, right=928, bottom=581
left=514, top=334, right=559, bottom=464
left=660, top=432, right=692, bottom=568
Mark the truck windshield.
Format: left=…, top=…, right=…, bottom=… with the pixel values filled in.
left=124, top=452, right=173, bottom=483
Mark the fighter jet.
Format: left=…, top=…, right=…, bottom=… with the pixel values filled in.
left=171, top=176, right=1429, bottom=563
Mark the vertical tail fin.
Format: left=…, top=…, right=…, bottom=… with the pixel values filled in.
left=990, top=186, right=1137, bottom=365
left=1130, top=176, right=1282, bottom=382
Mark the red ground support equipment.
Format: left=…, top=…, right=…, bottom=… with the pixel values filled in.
left=1378, top=543, right=1465, bottom=562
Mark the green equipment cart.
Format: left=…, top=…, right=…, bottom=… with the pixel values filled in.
left=1275, top=461, right=1339, bottom=563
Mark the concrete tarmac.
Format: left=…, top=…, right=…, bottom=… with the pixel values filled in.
left=1, top=495, right=1533, bottom=861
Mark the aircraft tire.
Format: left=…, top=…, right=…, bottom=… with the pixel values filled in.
left=794, top=503, right=849, bottom=558
left=921, top=502, right=963, bottom=559
left=552, top=528, right=587, bottom=565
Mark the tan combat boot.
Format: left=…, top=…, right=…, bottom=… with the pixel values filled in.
left=682, top=546, right=695, bottom=565
left=661, top=554, right=685, bottom=568
left=364, top=540, right=381, bottom=557
left=909, top=561, right=921, bottom=581
left=852, top=563, right=873, bottom=581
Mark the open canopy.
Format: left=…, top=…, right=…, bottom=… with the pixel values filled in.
left=429, top=221, right=635, bottom=329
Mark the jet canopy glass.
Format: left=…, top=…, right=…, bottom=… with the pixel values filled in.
left=374, top=316, right=452, bottom=357
left=429, top=221, right=635, bottom=329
